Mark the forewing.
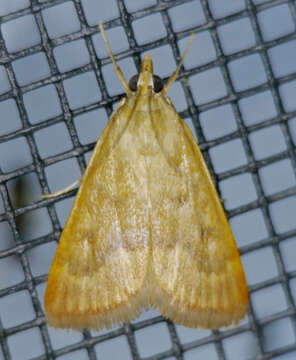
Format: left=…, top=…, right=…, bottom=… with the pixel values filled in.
left=149, top=95, right=248, bottom=329
left=45, top=96, right=150, bottom=330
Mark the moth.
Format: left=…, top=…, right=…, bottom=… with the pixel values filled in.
left=44, top=24, right=248, bottom=330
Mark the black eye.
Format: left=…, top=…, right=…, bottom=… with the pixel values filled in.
left=128, top=74, right=163, bottom=92
left=129, top=74, right=139, bottom=92
left=153, top=75, right=163, bottom=93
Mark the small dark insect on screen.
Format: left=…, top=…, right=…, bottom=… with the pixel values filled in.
left=0, top=0, right=296, bottom=359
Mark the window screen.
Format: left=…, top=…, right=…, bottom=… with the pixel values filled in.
left=1, top=1, right=296, bottom=359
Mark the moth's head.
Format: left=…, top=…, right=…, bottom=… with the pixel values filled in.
left=129, top=54, right=163, bottom=94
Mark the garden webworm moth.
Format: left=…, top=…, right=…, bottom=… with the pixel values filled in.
left=44, top=24, right=248, bottom=330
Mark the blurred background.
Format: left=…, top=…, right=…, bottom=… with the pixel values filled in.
left=1, top=0, right=296, bottom=359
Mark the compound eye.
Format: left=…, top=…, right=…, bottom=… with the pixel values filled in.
left=153, top=75, right=163, bottom=93
left=129, top=74, right=139, bottom=92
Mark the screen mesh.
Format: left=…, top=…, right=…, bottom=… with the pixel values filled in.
left=1, top=0, right=296, bottom=359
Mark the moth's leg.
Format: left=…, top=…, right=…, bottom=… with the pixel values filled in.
left=99, top=23, right=130, bottom=93
left=42, top=179, right=80, bottom=199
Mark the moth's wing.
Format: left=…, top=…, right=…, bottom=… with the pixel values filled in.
left=149, top=96, right=248, bottom=329
left=45, top=96, right=150, bottom=330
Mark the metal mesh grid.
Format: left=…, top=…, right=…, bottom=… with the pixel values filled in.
left=1, top=0, right=296, bottom=359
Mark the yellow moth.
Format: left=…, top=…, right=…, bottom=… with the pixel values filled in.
left=44, top=24, right=248, bottom=330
